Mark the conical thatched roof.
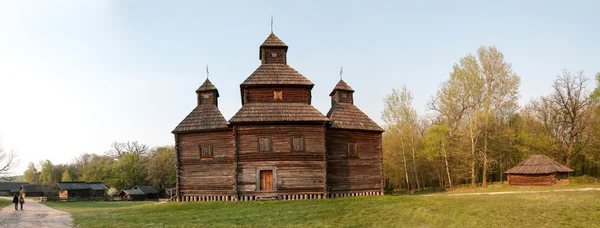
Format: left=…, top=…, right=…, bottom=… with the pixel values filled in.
left=505, top=155, right=574, bottom=174
left=196, top=79, right=218, bottom=93
left=172, top=105, right=229, bottom=133
left=326, top=102, right=384, bottom=132
left=329, top=79, right=354, bottom=96
left=260, top=33, right=287, bottom=47
left=240, top=64, right=313, bottom=86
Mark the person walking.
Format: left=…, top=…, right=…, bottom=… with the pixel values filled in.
left=19, top=194, right=25, bottom=210
left=12, top=193, right=19, bottom=211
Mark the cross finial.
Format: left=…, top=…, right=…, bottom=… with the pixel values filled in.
left=339, top=66, right=343, bottom=80
left=206, top=65, right=209, bottom=79
left=270, top=14, right=274, bottom=33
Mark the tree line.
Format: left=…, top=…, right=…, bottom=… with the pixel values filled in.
left=23, top=141, right=176, bottom=193
left=382, top=46, right=600, bottom=192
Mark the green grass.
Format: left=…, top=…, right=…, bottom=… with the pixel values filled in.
left=0, top=198, right=11, bottom=208
left=43, top=186, right=600, bottom=228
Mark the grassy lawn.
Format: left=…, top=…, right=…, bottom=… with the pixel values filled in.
left=43, top=185, right=600, bottom=228
left=0, top=198, right=11, bottom=208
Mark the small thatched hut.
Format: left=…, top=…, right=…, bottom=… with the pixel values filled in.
left=505, top=155, right=574, bottom=186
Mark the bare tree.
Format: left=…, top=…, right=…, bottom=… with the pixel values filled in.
left=0, top=140, right=18, bottom=176
left=531, top=70, right=595, bottom=167
left=105, top=141, right=149, bottom=158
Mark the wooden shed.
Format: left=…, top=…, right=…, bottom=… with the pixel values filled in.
left=505, top=155, right=574, bottom=186
left=120, top=189, right=146, bottom=201
left=172, top=31, right=384, bottom=202
left=133, top=185, right=159, bottom=200
left=20, top=184, right=45, bottom=197
left=58, top=182, right=108, bottom=200
left=0, top=182, right=29, bottom=196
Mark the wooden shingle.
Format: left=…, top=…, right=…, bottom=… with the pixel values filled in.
left=505, top=155, right=574, bottom=174
left=229, top=103, right=328, bottom=123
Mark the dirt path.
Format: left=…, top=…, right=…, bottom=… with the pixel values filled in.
left=443, top=187, right=600, bottom=196
left=0, top=197, right=73, bottom=228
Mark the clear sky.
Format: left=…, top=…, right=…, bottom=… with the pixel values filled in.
left=0, top=0, right=599, bottom=175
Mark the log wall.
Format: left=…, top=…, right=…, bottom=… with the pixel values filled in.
left=326, top=129, right=383, bottom=194
left=507, top=174, right=556, bottom=186
left=178, top=130, right=236, bottom=197
left=244, top=87, right=311, bottom=103
left=236, top=124, right=326, bottom=197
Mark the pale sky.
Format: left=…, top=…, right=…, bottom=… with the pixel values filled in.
left=0, top=0, right=599, bottom=175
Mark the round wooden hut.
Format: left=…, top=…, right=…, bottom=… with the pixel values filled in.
left=505, top=155, right=574, bottom=186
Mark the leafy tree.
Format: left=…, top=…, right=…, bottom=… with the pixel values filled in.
left=112, top=152, right=148, bottom=190
left=23, top=162, right=40, bottom=184
left=146, top=146, right=176, bottom=189
left=39, top=160, right=56, bottom=186
left=61, top=169, right=74, bottom=182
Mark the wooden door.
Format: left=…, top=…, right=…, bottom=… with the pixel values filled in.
left=260, top=170, right=273, bottom=191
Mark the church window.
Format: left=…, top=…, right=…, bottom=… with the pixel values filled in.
left=259, top=137, right=272, bottom=152
left=347, top=143, right=358, bottom=158
left=271, top=52, right=278, bottom=58
left=273, top=91, right=283, bottom=100
left=292, top=136, right=304, bottom=152
left=199, top=144, right=213, bottom=159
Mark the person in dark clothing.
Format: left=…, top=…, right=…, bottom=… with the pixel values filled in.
left=12, top=193, right=19, bottom=210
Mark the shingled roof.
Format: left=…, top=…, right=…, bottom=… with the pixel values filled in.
left=230, top=103, right=328, bottom=123
left=21, top=184, right=44, bottom=193
left=135, top=185, right=159, bottom=194
left=240, top=64, right=313, bottom=86
left=505, top=155, right=574, bottom=174
left=261, top=33, right=287, bottom=47
left=329, top=80, right=354, bottom=96
left=196, top=79, right=218, bottom=94
left=172, top=105, right=229, bottom=133
left=0, top=182, right=29, bottom=191
left=327, top=102, right=384, bottom=132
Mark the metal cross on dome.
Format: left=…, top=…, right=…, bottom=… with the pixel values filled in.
left=340, top=66, right=343, bottom=80
left=270, top=14, right=274, bottom=33
left=206, top=65, right=209, bottom=79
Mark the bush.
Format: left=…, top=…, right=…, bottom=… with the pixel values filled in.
left=569, top=175, right=598, bottom=184
left=107, top=187, right=119, bottom=197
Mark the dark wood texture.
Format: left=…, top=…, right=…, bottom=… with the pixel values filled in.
left=236, top=124, right=327, bottom=197
left=326, top=129, right=383, bottom=194
left=507, top=173, right=570, bottom=186
left=245, top=87, right=310, bottom=103
left=178, top=130, right=236, bottom=197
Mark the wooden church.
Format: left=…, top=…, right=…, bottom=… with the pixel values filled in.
left=172, top=31, right=384, bottom=202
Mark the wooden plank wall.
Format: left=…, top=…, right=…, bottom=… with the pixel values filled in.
left=326, top=129, right=383, bottom=195
left=245, top=87, right=310, bottom=103
left=178, top=130, right=236, bottom=197
left=236, top=124, right=326, bottom=197
left=507, top=174, right=556, bottom=186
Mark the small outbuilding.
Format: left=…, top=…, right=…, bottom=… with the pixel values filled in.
left=133, top=185, right=159, bottom=200
left=505, top=155, right=574, bottom=186
left=20, top=184, right=45, bottom=197
left=58, top=182, right=108, bottom=200
left=0, top=182, right=29, bottom=196
left=119, top=189, right=146, bottom=201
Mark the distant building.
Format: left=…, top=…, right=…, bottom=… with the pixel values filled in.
left=133, top=185, right=159, bottom=199
left=119, top=189, right=146, bottom=201
left=20, top=184, right=45, bottom=197
left=58, top=182, right=108, bottom=200
left=0, top=182, right=29, bottom=196
left=505, top=155, right=574, bottom=186
left=172, top=31, right=384, bottom=202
